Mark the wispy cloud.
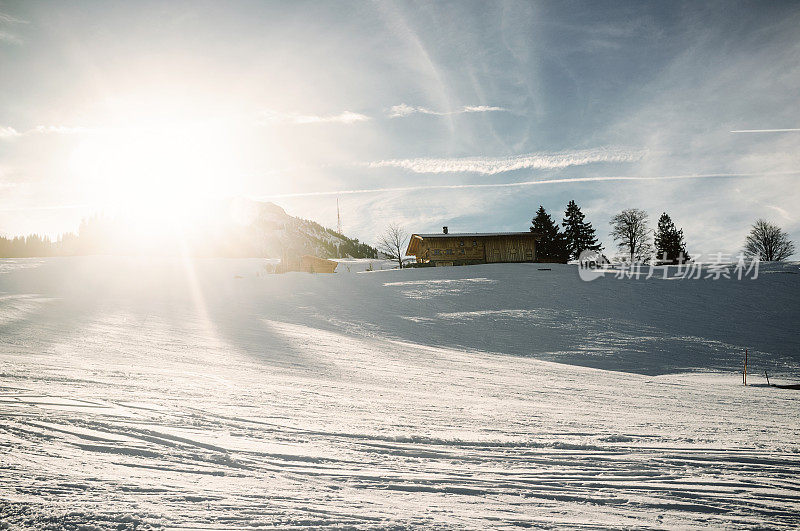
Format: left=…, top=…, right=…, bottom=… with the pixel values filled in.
left=766, top=204, right=793, bottom=221
left=259, top=104, right=505, bottom=123
left=0, top=12, right=28, bottom=24
left=0, top=203, right=88, bottom=212
left=388, top=103, right=506, bottom=118
left=366, top=148, right=644, bottom=175
left=0, top=126, right=20, bottom=139
left=730, top=129, right=800, bottom=133
left=0, top=30, right=21, bottom=45
left=0, top=124, right=91, bottom=140
left=260, top=170, right=800, bottom=199
left=0, top=11, right=28, bottom=45
left=259, top=110, right=370, bottom=125
left=29, top=125, right=89, bottom=134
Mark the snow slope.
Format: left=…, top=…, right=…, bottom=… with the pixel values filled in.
left=1, top=257, right=799, bottom=528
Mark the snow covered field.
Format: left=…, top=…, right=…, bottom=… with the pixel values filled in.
left=1, top=257, right=799, bottom=528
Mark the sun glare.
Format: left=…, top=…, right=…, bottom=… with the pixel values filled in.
left=70, top=119, right=240, bottom=235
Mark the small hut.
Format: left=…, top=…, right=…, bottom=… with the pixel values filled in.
left=299, top=255, right=338, bottom=273
left=277, top=253, right=337, bottom=274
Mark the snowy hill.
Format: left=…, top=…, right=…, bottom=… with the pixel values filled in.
left=207, top=198, right=379, bottom=259
left=1, top=258, right=799, bottom=528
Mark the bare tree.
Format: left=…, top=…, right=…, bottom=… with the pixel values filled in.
left=744, top=219, right=795, bottom=261
left=377, top=223, right=408, bottom=269
left=610, top=209, right=652, bottom=262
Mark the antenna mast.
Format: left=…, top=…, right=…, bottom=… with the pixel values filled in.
left=336, top=197, right=342, bottom=234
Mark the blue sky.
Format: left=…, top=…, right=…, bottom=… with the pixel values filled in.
left=1, top=0, right=798, bottom=256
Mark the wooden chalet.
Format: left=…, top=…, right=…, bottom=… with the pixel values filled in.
left=406, top=227, right=540, bottom=266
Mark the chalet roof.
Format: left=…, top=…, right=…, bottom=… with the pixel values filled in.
left=413, top=232, right=536, bottom=238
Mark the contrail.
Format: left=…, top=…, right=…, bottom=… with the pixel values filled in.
left=259, top=170, right=800, bottom=199
left=366, top=148, right=644, bottom=175
left=730, top=129, right=800, bottom=133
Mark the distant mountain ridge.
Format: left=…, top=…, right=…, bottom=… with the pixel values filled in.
left=0, top=199, right=379, bottom=259
left=225, top=199, right=378, bottom=259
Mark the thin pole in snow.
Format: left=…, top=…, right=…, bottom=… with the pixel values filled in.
left=743, top=348, right=748, bottom=386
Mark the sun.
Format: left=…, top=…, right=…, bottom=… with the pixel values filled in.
left=70, top=118, right=240, bottom=236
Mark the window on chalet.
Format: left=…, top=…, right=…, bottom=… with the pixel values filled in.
left=433, top=249, right=441, bottom=255
left=459, top=240, right=464, bottom=246
left=472, top=240, right=477, bottom=246
left=446, top=249, right=454, bottom=255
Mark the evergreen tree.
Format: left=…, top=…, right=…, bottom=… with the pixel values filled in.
left=654, top=213, right=690, bottom=264
left=530, top=206, right=569, bottom=263
left=561, top=200, right=601, bottom=260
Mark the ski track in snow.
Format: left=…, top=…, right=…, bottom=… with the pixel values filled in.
left=1, top=257, right=799, bottom=529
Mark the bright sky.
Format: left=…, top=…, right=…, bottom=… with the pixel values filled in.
left=1, top=0, right=798, bottom=256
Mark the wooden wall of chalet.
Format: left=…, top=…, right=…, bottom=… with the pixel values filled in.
left=417, top=236, right=486, bottom=262
left=483, top=235, right=536, bottom=263
left=416, top=234, right=537, bottom=264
